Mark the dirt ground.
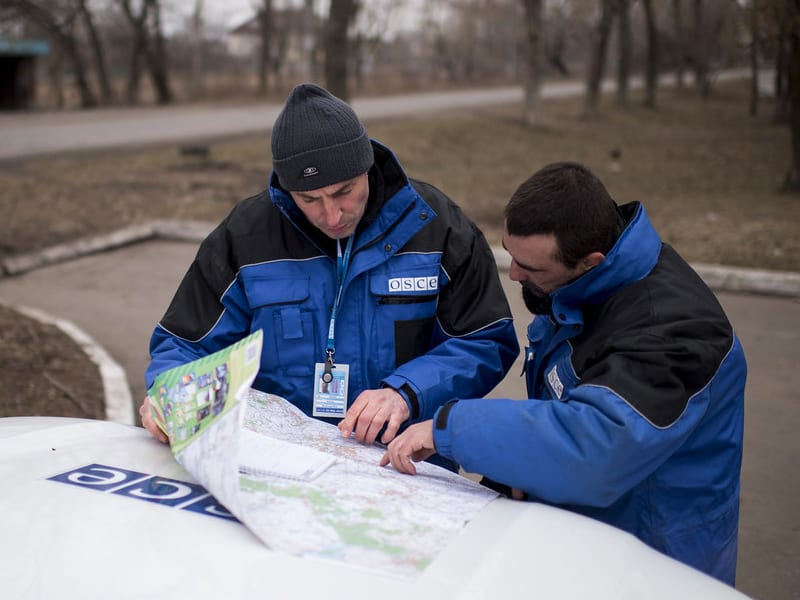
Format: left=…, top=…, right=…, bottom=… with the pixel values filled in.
left=0, top=79, right=796, bottom=419
left=0, top=304, right=105, bottom=418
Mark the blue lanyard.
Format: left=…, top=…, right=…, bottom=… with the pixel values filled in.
left=324, top=235, right=354, bottom=377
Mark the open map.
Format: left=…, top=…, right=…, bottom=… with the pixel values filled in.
left=147, top=332, right=498, bottom=578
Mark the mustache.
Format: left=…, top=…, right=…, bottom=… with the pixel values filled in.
left=521, top=281, right=546, bottom=296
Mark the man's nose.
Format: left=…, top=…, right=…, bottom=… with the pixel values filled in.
left=508, top=260, right=525, bottom=283
left=322, top=198, right=341, bottom=225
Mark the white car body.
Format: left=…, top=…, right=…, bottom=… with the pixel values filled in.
left=0, top=417, right=748, bottom=599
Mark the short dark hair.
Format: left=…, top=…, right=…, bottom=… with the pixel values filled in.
left=504, top=162, right=622, bottom=268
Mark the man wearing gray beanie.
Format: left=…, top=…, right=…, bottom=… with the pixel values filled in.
left=142, top=83, right=519, bottom=470
left=271, top=83, right=374, bottom=194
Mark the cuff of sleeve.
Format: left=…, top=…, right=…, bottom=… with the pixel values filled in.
left=381, top=376, right=421, bottom=421
left=431, top=400, right=458, bottom=458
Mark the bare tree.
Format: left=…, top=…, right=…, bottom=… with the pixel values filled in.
left=119, top=0, right=147, bottom=104
left=642, top=0, right=659, bottom=108
left=77, top=0, right=113, bottom=104
left=304, top=0, right=323, bottom=82
left=672, top=0, right=686, bottom=89
left=783, top=0, right=800, bottom=191
left=351, top=0, right=395, bottom=91
left=545, top=2, right=571, bottom=76
left=583, top=0, right=616, bottom=116
left=6, top=0, right=97, bottom=107
left=616, top=0, right=631, bottom=106
left=744, top=0, right=760, bottom=115
left=146, top=0, right=171, bottom=103
left=257, top=0, right=273, bottom=97
left=774, top=6, right=791, bottom=121
left=119, top=0, right=172, bottom=105
left=324, top=0, right=360, bottom=100
left=692, top=0, right=712, bottom=98
left=520, top=0, right=543, bottom=126
left=189, top=0, right=204, bottom=99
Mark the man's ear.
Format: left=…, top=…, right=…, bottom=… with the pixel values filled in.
left=582, top=252, right=605, bottom=271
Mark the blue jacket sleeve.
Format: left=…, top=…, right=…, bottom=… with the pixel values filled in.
left=432, top=383, right=707, bottom=507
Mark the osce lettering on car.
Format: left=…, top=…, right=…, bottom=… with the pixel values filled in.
left=387, top=276, right=439, bottom=293
left=48, top=463, right=237, bottom=521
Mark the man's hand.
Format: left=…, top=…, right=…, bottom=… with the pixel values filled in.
left=338, top=387, right=409, bottom=445
left=379, top=420, right=436, bottom=475
left=139, top=396, right=168, bottom=444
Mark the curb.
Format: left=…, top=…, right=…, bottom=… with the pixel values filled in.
left=1, top=220, right=798, bottom=299
left=4, top=303, right=135, bottom=425
left=0, top=220, right=215, bottom=277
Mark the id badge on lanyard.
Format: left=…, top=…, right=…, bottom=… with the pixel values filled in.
left=312, top=236, right=353, bottom=418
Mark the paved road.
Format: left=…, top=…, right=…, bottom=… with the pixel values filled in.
left=0, top=70, right=753, bottom=161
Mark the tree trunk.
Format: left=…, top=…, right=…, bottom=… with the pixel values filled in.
left=545, top=6, right=569, bottom=76
left=46, top=47, right=65, bottom=109
left=144, top=0, right=172, bottom=104
left=258, top=0, right=273, bottom=97
left=62, top=24, right=97, bottom=108
left=77, top=0, right=113, bottom=105
left=120, top=0, right=148, bottom=105
left=783, top=0, right=800, bottom=192
left=692, top=0, right=711, bottom=99
left=775, top=16, right=791, bottom=122
left=642, top=0, right=658, bottom=108
left=583, top=0, right=615, bottom=116
left=520, top=0, right=543, bottom=127
left=190, top=0, right=205, bottom=99
left=303, top=0, right=321, bottom=82
left=616, top=0, right=631, bottom=107
left=324, top=0, right=359, bottom=101
left=747, top=0, right=759, bottom=116
left=672, top=0, right=685, bottom=90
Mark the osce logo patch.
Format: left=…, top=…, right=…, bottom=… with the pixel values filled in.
left=48, top=463, right=238, bottom=522
left=387, top=276, right=439, bottom=293
left=547, top=365, right=564, bottom=400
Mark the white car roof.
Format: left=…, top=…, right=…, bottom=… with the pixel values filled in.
left=0, top=417, right=747, bottom=599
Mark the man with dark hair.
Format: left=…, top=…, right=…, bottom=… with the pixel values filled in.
left=381, top=161, right=746, bottom=585
left=140, top=83, right=519, bottom=468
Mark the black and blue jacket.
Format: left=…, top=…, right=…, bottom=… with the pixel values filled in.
left=433, top=202, right=746, bottom=585
left=146, top=141, right=519, bottom=427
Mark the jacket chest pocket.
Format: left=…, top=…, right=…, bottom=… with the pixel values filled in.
left=247, top=277, right=316, bottom=377
left=369, top=272, right=439, bottom=370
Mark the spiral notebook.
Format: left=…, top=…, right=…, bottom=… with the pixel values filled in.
left=237, top=428, right=336, bottom=482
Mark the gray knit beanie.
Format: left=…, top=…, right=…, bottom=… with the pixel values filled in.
left=271, top=83, right=374, bottom=192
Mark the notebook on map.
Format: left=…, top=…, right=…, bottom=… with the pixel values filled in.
left=238, top=428, right=336, bottom=482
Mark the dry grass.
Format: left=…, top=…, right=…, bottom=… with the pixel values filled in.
left=1, top=78, right=796, bottom=271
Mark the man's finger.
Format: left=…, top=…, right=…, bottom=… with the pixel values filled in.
left=378, top=415, right=403, bottom=445
left=338, top=396, right=367, bottom=437
left=396, top=451, right=417, bottom=475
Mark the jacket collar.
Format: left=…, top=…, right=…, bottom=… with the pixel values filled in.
left=549, top=201, right=662, bottom=325
left=267, top=140, right=434, bottom=261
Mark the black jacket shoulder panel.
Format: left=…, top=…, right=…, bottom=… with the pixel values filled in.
left=572, top=245, right=735, bottom=427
